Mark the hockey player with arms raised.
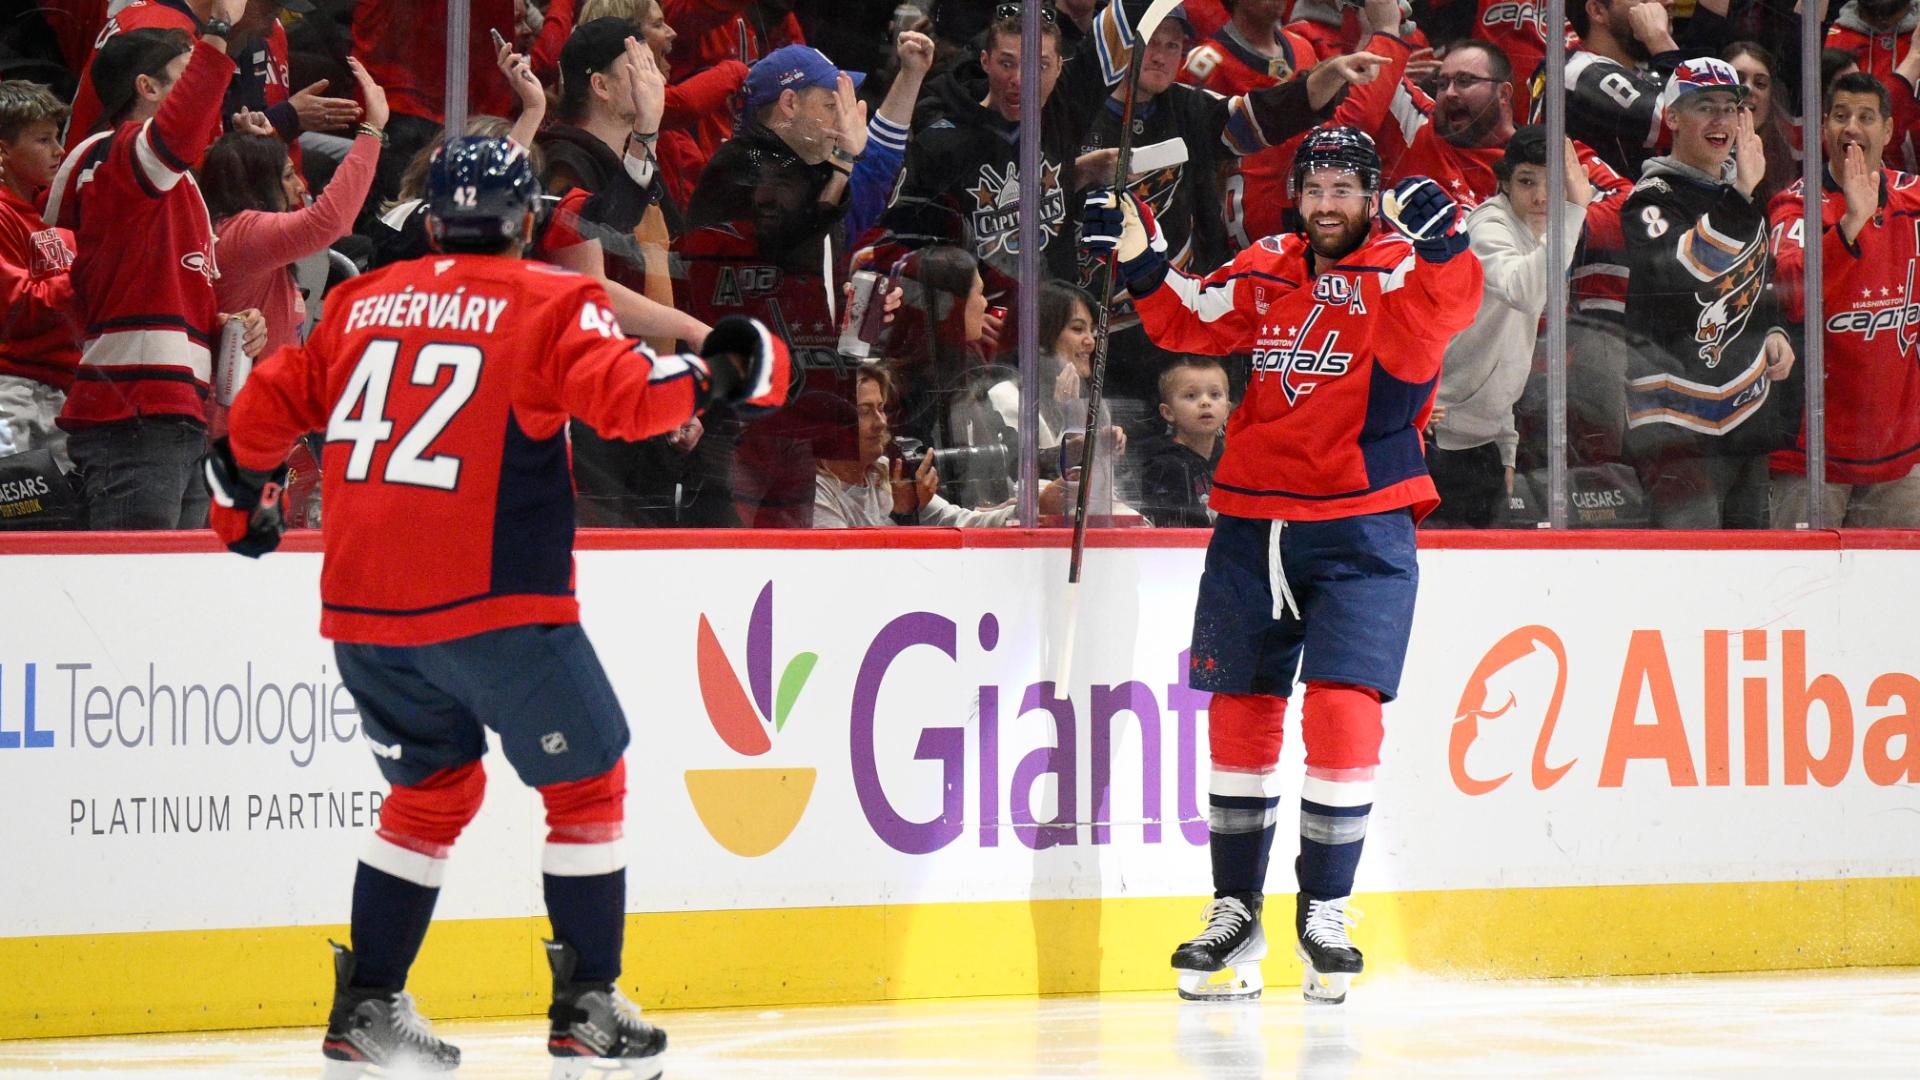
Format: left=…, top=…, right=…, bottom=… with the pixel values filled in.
left=1081, top=127, right=1480, bottom=1004
left=205, top=136, right=790, bottom=1075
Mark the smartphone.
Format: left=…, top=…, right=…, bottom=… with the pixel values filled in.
left=490, top=27, right=510, bottom=52
left=857, top=264, right=907, bottom=347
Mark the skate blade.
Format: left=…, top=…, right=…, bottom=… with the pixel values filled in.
left=1295, top=944, right=1355, bottom=1004
left=319, top=1058, right=461, bottom=1079
left=548, top=1055, right=664, bottom=1080
left=1175, top=962, right=1263, bottom=1002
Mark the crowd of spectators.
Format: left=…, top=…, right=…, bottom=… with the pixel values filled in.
left=2, top=0, right=1918, bottom=530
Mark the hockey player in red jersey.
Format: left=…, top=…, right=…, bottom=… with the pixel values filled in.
left=207, top=136, right=790, bottom=1074
left=1083, top=127, right=1480, bottom=1004
left=1768, top=72, right=1920, bottom=527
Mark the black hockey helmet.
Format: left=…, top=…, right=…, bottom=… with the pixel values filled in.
left=1288, top=126, right=1382, bottom=199
left=425, top=136, right=540, bottom=251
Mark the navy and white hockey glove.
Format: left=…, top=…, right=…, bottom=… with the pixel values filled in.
left=203, top=436, right=288, bottom=559
left=700, top=315, right=793, bottom=416
left=1081, top=188, right=1169, bottom=293
left=1381, top=176, right=1470, bottom=262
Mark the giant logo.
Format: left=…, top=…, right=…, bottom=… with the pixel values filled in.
left=687, top=583, right=818, bottom=856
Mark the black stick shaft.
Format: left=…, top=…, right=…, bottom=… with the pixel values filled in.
left=1068, top=48, right=1146, bottom=584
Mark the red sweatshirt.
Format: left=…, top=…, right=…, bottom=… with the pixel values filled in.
left=0, top=186, right=80, bottom=391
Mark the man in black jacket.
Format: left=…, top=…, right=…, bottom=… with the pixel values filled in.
left=1619, top=56, right=1796, bottom=528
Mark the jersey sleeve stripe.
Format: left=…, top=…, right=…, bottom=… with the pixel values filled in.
left=143, top=118, right=190, bottom=174
left=1166, top=270, right=1241, bottom=323
left=1223, top=96, right=1268, bottom=158
left=133, top=120, right=189, bottom=193
left=1094, top=1, right=1134, bottom=87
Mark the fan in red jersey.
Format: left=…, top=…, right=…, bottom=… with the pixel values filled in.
left=1768, top=72, right=1920, bottom=527
left=208, top=136, right=789, bottom=1074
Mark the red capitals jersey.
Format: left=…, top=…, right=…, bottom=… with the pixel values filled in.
left=0, top=186, right=79, bottom=391
left=1473, top=0, right=1580, bottom=120
left=66, top=0, right=292, bottom=150
left=45, top=38, right=232, bottom=430
left=1768, top=172, right=1920, bottom=484
left=1132, top=230, right=1482, bottom=521
left=228, top=255, right=718, bottom=646
left=1180, top=24, right=1318, bottom=246
left=1334, top=33, right=1632, bottom=216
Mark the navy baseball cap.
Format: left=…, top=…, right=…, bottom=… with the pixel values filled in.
left=745, top=45, right=864, bottom=112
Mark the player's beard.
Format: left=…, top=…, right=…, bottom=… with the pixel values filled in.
left=1304, top=208, right=1371, bottom=262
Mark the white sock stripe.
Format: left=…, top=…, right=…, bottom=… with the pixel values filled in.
left=362, top=835, right=447, bottom=888
left=542, top=840, right=626, bottom=877
left=1299, top=774, right=1375, bottom=808
left=1210, top=767, right=1285, bottom=799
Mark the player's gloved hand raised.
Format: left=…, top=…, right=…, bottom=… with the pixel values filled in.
left=1081, top=188, right=1169, bottom=293
left=1381, top=176, right=1470, bottom=263
left=203, top=436, right=288, bottom=559
left=699, top=315, right=793, bottom=416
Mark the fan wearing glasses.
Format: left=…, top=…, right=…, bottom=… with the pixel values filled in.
left=1333, top=0, right=1624, bottom=212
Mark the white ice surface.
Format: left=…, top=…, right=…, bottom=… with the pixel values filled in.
left=2, top=969, right=1917, bottom=1078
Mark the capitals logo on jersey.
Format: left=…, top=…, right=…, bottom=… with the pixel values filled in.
left=1252, top=304, right=1354, bottom=405
left=1823, top=217, right=1920, bottom=358
left=967, top=160, right=1065, bottom=258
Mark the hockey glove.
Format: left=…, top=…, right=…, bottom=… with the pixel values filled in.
left=1081, top=188, right=1169, bottom=294
left=700, top=315, right=793, bottom=417
left=1381, top=176, right=1470, bottom=262
left=203, top=436, right=288, bottom=559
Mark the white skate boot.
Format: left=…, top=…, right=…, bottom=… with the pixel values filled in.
left=1171, top=893, right=1266, bottom=1001
left=1295, top=894, right=1364, bottom=1004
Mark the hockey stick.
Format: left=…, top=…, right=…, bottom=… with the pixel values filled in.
left=1066, top=0, right=1183, bottom=585
left=1052, top=0, right=1185, bottom=691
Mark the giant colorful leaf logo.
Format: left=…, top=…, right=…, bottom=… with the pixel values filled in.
left=688, top=583, right=819, bottom=857
left=695, top=582, right=817, bottom=753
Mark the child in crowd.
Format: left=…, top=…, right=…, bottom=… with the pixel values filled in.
left=1138, top=356, right=1229, bottom=528
left=0, top=80, right=79, bottom=466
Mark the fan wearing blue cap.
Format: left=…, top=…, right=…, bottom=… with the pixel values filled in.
left=740, top=44, right=866, bottom=167
left=685, top=42, right=872, bottom=258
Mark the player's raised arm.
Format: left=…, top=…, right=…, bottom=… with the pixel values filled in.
left=1080, top=188, right=1265, bottom=356
left=549, top=289, right=791, bottom=443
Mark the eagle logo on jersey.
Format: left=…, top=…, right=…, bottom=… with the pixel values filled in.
left=1689, top=232, right=1767, bottom=368
left=1252, top=304, right=1353, bottom=405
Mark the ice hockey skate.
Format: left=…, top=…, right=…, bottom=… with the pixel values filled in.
left=1171, top=894, right=1266, bottom=1001
left=545, top=939, right=668, bottom=1080
left=319, top=942, right=461, bottom=1072
left=1295, top=894, right=1364, bottom=1004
